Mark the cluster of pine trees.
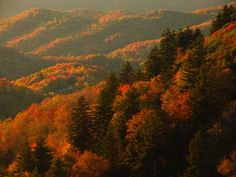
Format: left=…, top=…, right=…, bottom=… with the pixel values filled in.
left=11, top=5, right=236, bottom=177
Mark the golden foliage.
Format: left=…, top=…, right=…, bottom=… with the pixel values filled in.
left=72, top=151, right=110, bottom=177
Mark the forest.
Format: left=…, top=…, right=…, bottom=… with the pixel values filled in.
left=0, top=3, right=235, bottom=177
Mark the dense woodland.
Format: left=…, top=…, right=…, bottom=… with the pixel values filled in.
left=0, top=4, right=235, bottom=177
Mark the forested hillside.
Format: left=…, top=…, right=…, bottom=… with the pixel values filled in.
left=0, top=6, right=235, bottom=177
left=0, top=47, right=55, bottom=80
left=0, top=0, right=232, bottom=19
left=0, top=8, right=213, bottom=57
left=0, top=78, right=42, bottom=119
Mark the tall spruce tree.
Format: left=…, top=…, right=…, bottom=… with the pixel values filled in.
left=67, top=96, right=91, bottom=151
left=47, top=158, right=66, bottom=177
left=179, top=33, right=205, bottom=91
left=159, top=28, right=177, bottom=73
left=33, top=139, right=53, bottom=175
left=16, top=142, right=34, bottom=173
left=183, top=130, right=209, bottom=177
left=125, top=110, right=168, bottom=177
left=144, top=46, right=161, bottom=79
left=120, top=62, right=134, bottom=84
left=115, top=87, right=140, bottom=149
left=92, top=73, right=119, bottom=152
left=210, top=5, right=236, bottom=34
left=176, top=27, right=193, bottom=51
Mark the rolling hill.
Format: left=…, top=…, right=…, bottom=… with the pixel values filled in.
left=0, top=47, right=56, bottom=80
left=0, top=8, right=213, bottom=57
left=0, top=0, right=232, bottom=19
left=0, top=78, right=42, bottom=119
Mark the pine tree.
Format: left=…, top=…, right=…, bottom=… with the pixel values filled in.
left=183, top=130, right=209, bottom=177
left=179, top=34, right=205, bottom=91
left=16, top=142, right=34, bottom=173
left=68, top=96, right=91, bottom=151
left=210, top=5, right=236, bottom=34
left=119, top=62, right=134, bottom=84
left=91, top=73, right=119, bottom=152
left=159, top=28, right=177, bottom=73
left=176, top=27, right=193, bottom=51
left=115, top=87, right=140, bottom=149
left=125, top=110, right=168, bottom=177
left=47, top=158, right=66, bottom=177
left=144, top=46, right=161, bottom=79
left=33, top=139, right=53, bottom=175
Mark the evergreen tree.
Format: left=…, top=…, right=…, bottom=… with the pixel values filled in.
left=115, top=88, right=140, bottom=149
left=125, top=110, right=168, bottom=177
left=33, top=139, right=53, bottom=175
left=176, top=28, right=203, bottom=51
left=192, top=28, right=203, bottom=44
left=159, top=28, right=177, bottom=73
left=47, top=158, right=66, bottom=177
left=144, top=46, right=161, bottom=79
left=183, top=130, right=209, bottom=177
left=68, top=96, right=91, bottom=151
left=134, top=68, right=145, bottom=81
left=120, top=62, right=134, bottom=84
left=210, top=5, right=236, bottom=34
left=16, top=142, right=34, bottom=173
left=176, top=27, right=193, bottom=51
left=179, top=34, right=205, bottom=91
left=91, top=73, right=119, bottom=152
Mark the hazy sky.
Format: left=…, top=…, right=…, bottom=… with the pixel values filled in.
left=0, top=0, right=231, bottom=19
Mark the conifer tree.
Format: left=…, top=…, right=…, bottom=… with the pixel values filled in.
left=47, top=158, right=66, bottom=177
left=33, top=139, right=53, bottom=175
left=119, top=62, right=134, bottom=84
left=16, top=142, right=34, bottom=173
left=144, top=46, right=161, bottom=79
left=68, top=96, right=91, bottom=151
left=176, top=27, right=193, bottom=51
left=91, top=73, right=119, bottom=151
left=125, top=110, right=168, bottom=177
left=115, top=88, right=140, bottom=149
left=210, top=5, right=236, bottom=34
left=179, top=33, right=205, bottom=91
left=159, top=28, right=177, bottom=73
left=183, top=130, right=209, bottom=177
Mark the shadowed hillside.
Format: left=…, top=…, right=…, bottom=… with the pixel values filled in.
left=0, top=9, right=213, bottom=57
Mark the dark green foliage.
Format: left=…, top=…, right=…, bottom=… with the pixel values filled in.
left=158, top=28, right=177, bottom=73
left=183, top=130, right=209, bottom=177
left=47, top=158, right=67, bottom=177
left=68, top=96, right=91, bottom=151
left=0, top=78, right=42, bottom=120
left=126, top=111, right=168, bottom=177
left=119, top=62, right=135, bottom=84
left=179, top=34, right=205, bottom=91
left=0, top=47, right=55, bottom=80
left=92, top=73, right=119, bottom=151
left=210, top=5, right=236, bottom=34
left=16, top=142, right=34, bottom=173
left=176, top=28, right=203, bottom=51
left=115, top=88, right=140, bottom=149
left=33, top=139, right=53, bottom=175
left=144, top=46, right=161, bottom=79
left=176, top=27, right=194, bottom=51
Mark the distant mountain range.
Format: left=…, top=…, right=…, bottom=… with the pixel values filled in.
left=0, top=0, right=232, bottom=19
left=0, top=8, right=214, bottom=57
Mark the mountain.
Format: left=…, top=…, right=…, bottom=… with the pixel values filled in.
left=0, top=78, right=42, bottom=119
left=14, top=55, right=125, bottom=95
left=0, top=47, right=56, bottom=80
left=0, top=8, right=213, bottom=57
left=0, top=0, right=232, bottom=19
left=0, top=19, right=235, bottom=176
